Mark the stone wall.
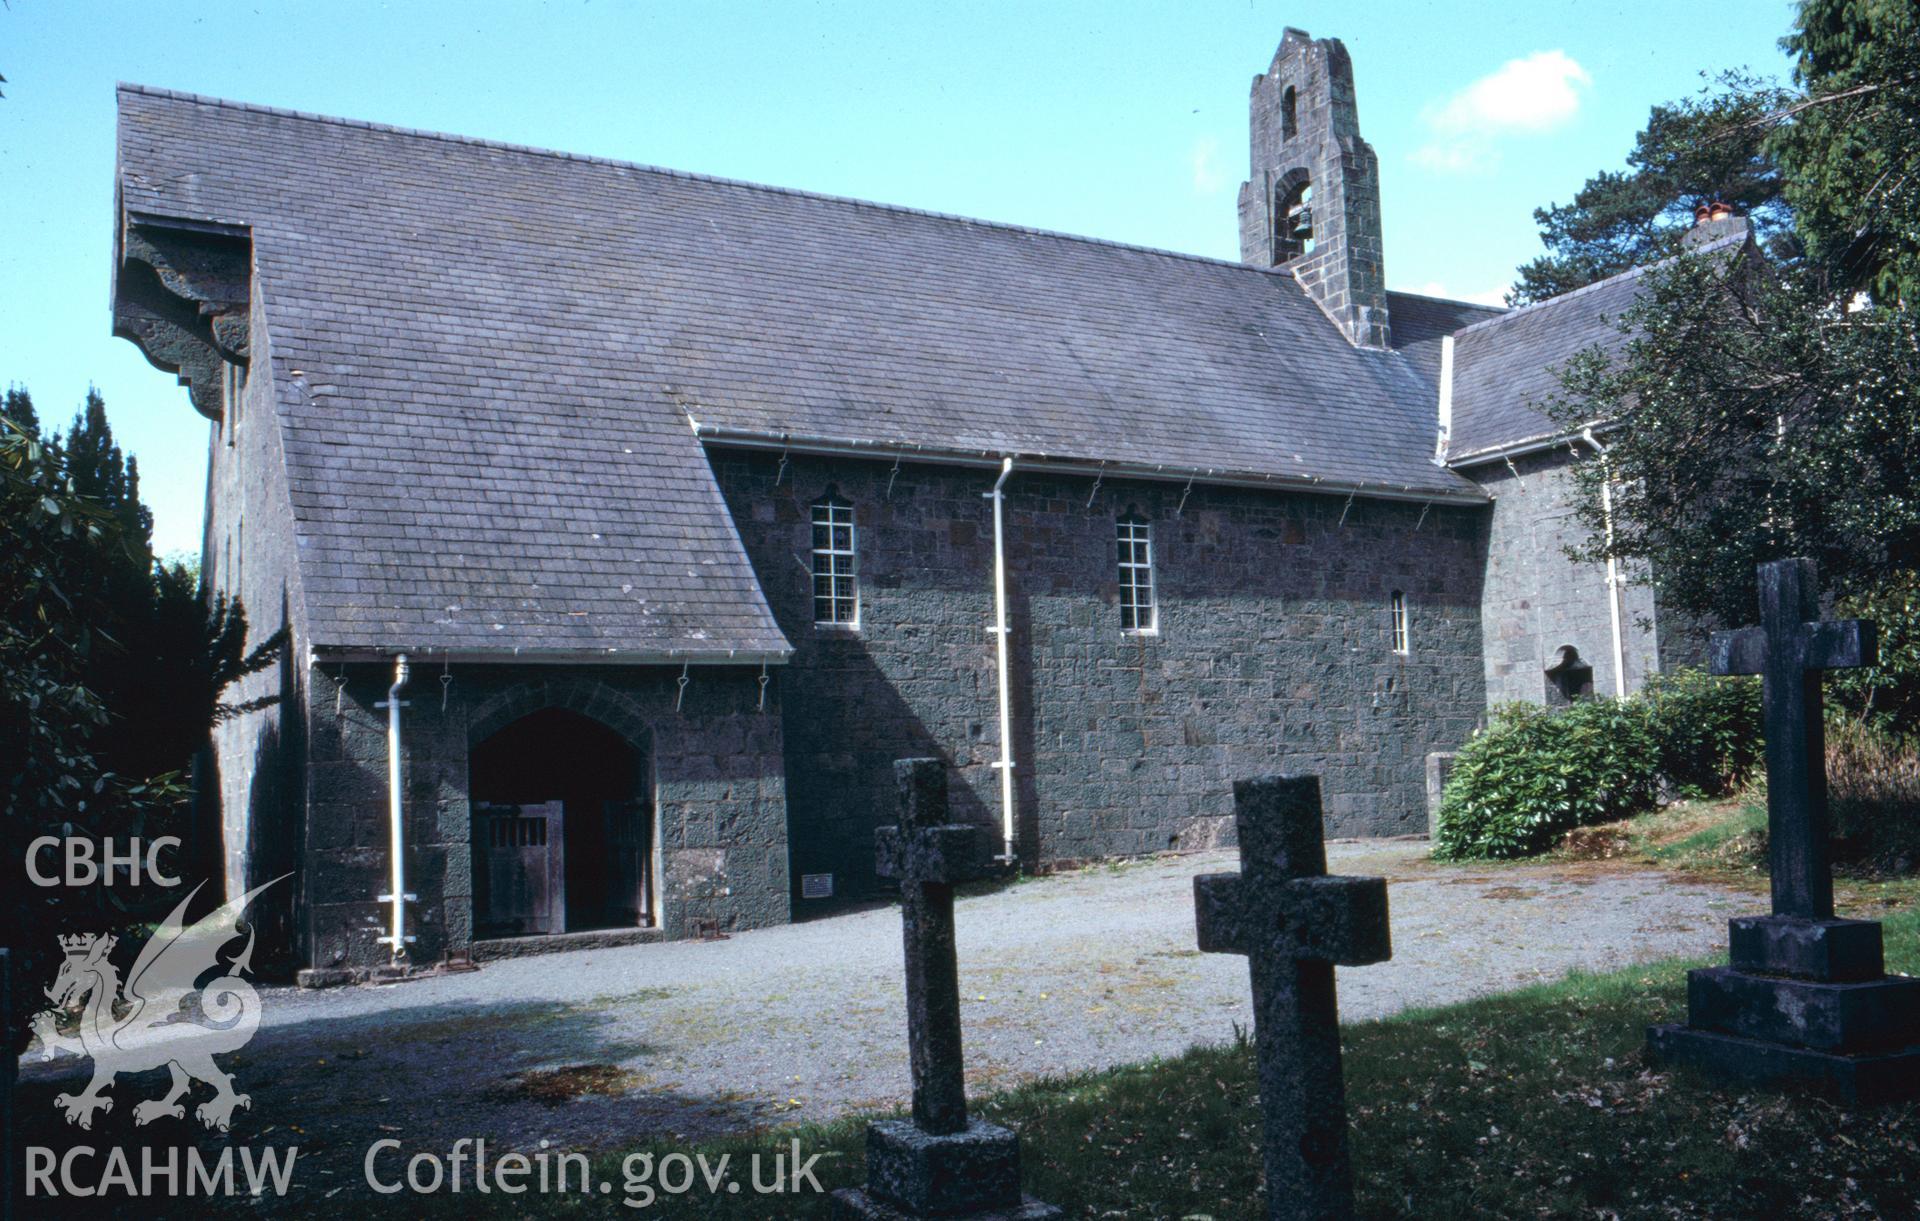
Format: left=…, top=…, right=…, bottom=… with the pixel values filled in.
left=1464, top=447, right=1669, bottom=706
left=300, top=663, right=788, bottom=972
left=711, top=450, right=1487, bottom=906
left=202, top=302, right=311, bottom=966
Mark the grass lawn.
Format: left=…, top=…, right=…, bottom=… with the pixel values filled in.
left=1576, top=790, right=1920, bottom=922
left=408, top=800, right=1920, bottom=1220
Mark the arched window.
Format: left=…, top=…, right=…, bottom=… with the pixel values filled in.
left=1544, top=645, right=1594, bottom=706
left=1390, top=591, right=1409, bottom=655
left=1117, top=513, right=1157, bottom=634
left=1281, top=86, right=1298, bottom=141
left=811, top=494, right=858, bottom=626
left=1273, top=172, right=1314, bottom=263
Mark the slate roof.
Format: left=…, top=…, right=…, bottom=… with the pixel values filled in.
left=1444, top=269, right=1646, bottom=462
left=1445, top=232, right=1750, bottom=463
left=1384, top=290, right=1505, bottom=396
left=115, top=86, right=1491, bottom=658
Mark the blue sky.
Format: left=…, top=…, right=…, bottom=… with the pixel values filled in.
left=0, top=0, right=1797, bottom=558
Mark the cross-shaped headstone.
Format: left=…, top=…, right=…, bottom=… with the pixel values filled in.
left=1710, top=557, right=1876, bottom=919
left=1650, top=557, right=1918, bottom=1105
left=873, top=757, right=995, bottom=1135
left=1194, top=775, right=1391, bottom=1221
left=839, top=759, right=1058, bottom=1220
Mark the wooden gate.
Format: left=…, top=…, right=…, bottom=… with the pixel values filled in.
left=605, top=800, right=657, bottom=928
left=473, top=801, right=566, bottom=937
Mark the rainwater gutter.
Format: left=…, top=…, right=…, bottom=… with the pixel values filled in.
left=378, top=654, right=415, bottom=963
left=311, top=646, right=790, bottom=667
left=1445, top=420, right=1622, bottom=470
left=687, top=422, right=1487, bottom=507
left=1580, top=429, right=1629, bottom=698
left=985, top=458, right=1017, bottom=863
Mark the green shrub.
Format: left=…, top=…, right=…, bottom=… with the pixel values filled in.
left=1828, top=718, right=1920, bottom=873
left=1642, top=669, right=1762, bottom=797
left=1436, top=669, right=1765, bottom=860
left=1830, top=569, right=1920, bottom=743
left=1434, top=700, right=1661, bottom=860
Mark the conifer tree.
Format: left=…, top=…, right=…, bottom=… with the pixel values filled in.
left=3, top=385, right=283, bottom=1045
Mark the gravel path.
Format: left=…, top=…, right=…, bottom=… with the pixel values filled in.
left=17, top=843, right=1755, bottom=1187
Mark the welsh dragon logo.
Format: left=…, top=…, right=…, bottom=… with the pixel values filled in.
left=27, top=877, right=284, bottom=1132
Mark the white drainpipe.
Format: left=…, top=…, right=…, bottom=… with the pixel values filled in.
left=1434, top=335, right=1455, bottom=462
left=1580, top=430, right=1629, bottom=697
left=379, top=654, right=416, bottom=962
left=984, top=458, right=1017, bottom=862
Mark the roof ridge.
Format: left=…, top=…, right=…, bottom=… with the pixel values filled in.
left=1384, top=287, right=1507, bottom=313
left=116, top=82, right=1303, bottom=281
left=1450, top=231, right=1752, bottom=338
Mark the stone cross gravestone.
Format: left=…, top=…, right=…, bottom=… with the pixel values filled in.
left=1194, top=775, right=1391, bottom=1221
left=1649, top=557, right=1920, bottom=1103
left=833, top=759, right=1059, bottom=1221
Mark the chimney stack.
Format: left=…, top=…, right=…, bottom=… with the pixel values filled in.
left=1682, top=201, right=1747, bottom=250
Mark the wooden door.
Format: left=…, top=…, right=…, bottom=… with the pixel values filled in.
left=605, top=799, right=656, bottom=927
left=473, top=801, right=566, bottom=936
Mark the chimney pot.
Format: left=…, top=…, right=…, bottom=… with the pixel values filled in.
left=1682, top=201, right=1749, bottom=251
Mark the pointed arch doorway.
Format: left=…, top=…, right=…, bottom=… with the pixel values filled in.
left=468, top=708, right=657, bottom=938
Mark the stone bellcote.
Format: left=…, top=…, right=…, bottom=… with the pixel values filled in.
left=1237, top=28, right=1390, bottom=348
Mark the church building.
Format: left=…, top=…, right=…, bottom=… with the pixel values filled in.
left=109, top=29, right=1738, bottom=978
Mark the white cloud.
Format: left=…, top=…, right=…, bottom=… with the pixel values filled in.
left=1414, top=50, right=1591, bottom=172
left=1190, top=135, right=1227, bottom=195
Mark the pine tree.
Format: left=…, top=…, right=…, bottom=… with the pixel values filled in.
left=5, top=385, right=38, bottom=436
left=1510, top=73, right=1796, bottom=305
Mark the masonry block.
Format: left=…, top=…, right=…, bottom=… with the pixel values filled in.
left=1648, top=1024, right=1920, bottom=1106
left=1684, top=966, right=1920, bottom=1054
left=855, top=1119, right=1025, bottom=1216
left=1728, top=915, right=1884, bottom=982
left=1424, top=751, right=1455, bottom=838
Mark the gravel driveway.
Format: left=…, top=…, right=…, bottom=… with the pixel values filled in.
left=16, top=842, right=1754, bottom=1195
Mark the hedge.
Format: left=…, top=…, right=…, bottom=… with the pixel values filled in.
left=1641, top=668, right=1765, bottom=797
left=1434, top=671, right=1760, bottom=860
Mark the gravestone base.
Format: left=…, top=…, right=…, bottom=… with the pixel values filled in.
left=1648, top=1023, right=1920, bottom=1106
left=1649, top=915, right=1920, bottom=1105
left=1728, top=914, right=1884, bottom=981
left=1684, top=966, right=1920, bottom=1050
left=832, top=1119, right=1059, bottom=1219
